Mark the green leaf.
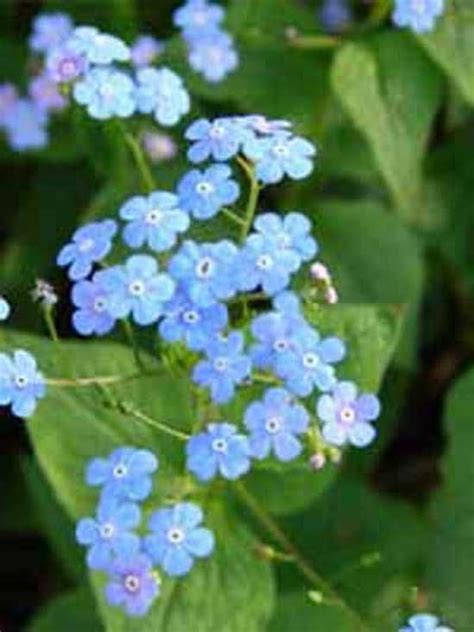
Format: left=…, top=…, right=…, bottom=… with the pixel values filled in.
left=331, top=32, right=443, bottom=223
left=28, top=588, right=101, bottom=632
left=269, top=590, right=354, bottom=631
left=417, top=0, right=474, bottom=106
left=425, top=368, right=474, bottom=629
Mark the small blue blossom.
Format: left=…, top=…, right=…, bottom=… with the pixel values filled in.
left=159, top=290, right=228, bottom=351
left=244, top=388, right=309, bottom=462
left=244, top=132, right=317, bottom=185
left=185, top=117, right=248, bottom=163
left=71, top=272, right=116, bottom=336
left=177, top=165, right=240, bottom=220
left=253, top=213, right=318, bottom=266
left=276, top=328, right=346, bottom=397
left=46, top=44, right=88, bottom=83
left=29, top=74, right=67, bottom=112
left=145, top=502, right=215, bottom=577
left=3, top=99, right=48, bottom=151
left=399, top=613, right=453, bottom=632
left=69, top=26, right=130, bottom=64
left=29, top=12, right=73, bottom=54
left=0, top=84, right=18, bottom=127
left=192, top=331, right=251, bottom=403
left=73, top=67, right=136, bottom=120
left=135, top=67, right=190, bottom=127
left=105, top=552, right=160, bottom=617
left=317, top=381, right=380, bottom=448
left=99, top=255, right=175, bottom=326
left=76, top=496, right=141, bottom=570
left=392, top=0, right=445, bottom=34
left=186, top=422, right=251, bottom=481
left=0, top=296, right=10, bottom=321
left=86, top=447, right=159, bottom=501
left=169, top=240, right=238, bottom=307
left=174, top=0, right=224, bottom=38
left=131, top=35, right=164, bottom=67
left=319, top=0, right=352, bottom=33
left=119, top=192, right=190, bottom=253
left=188, top=32, right=239, bottom=83
left=0, top=350, right=46, bottom=418
left=57, top=219, right=117, bottom=281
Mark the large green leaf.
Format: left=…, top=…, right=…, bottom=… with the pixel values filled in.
left=269, top=590, right=354, bottom=631
left=28, top=588, right=101, bottom=632
left=332, top=32, right=443, bottom=223
left=417, top=0, right=474, bottom=106
left=425, top=369, right=474, bottom=629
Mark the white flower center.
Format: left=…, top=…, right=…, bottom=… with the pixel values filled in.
left=273, top=338, right=289, bottom=352
left=15, top=374, right=28, bottom=389
left=183, top=309, right=199, bottom=324
left=78, top=238, right=94, bottom=253
left=209, top=123, right=225, bottom=139
left=273, top=143, right=289, bottom=158
left=265, top=416, right=282, bottom=434
left=167, top=526, right=185, bottom=544
left=129, top=280, right=145, bottom=297
left=212, top=438, right=228, bottom=453
left=213, top=357, right=228, bottom=372
left=256, top=254, right=273, bottom=270
left=146, top=208, right=163, bottom=225
left=339, top=405, right=355, bottom=425
left=124, top=574, right=141, bottom=593
left=113, top=463, right=128, bottom=478
left=100, top=522, right=115, bottom=539
left=303, top=352, right=319, bottom=369
left=196, top=256, right=214, bottom=279
left=93, top=297, right=107, bottom=312
left=99, top=82, right=115, bottom=100
left=60, top=59, right=76, bottom=76
left=196, top=181, right=214, bottom=196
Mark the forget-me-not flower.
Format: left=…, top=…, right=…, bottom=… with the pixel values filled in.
left=177, top=164, right=240, bottom=220
left=145, top=502, right=215, bottom=577
left=173, top=0, right=224, bottom=38
left=253, top=213, right=318, bottom=267
left=68, top=26, right=130, bottom=64
left=105, top=552, right=160, bottom=617
left=0, top=84, right=18, bottom=126
left=73, top=67, right=136, bottom=120
left=3, top=99, right=48, bottom=151
left=186, top=422, right=251, bottom=481
left=0, top=350, right=46, bottom=418
left=29, top=74, right=67, bottom=112
left=399, top=613, right=453, bottom=632
left=185, top=117, right=247, bottom=163
left=135, top=67, right=190, bottom=127
left=71, top=273, right=116, bottom=336
left=188, top=32, right=239, bottom=83
left=46, top=44, right=88, bottom=83
left=29, top=12, right=73, bottom=54
left=131, top=35, right=164, bottom=67
left=392, top=0, right=445, bottom=34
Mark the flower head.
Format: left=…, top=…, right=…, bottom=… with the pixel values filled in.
left=399, top=613, right=453, bottom=632
left=173, top=0, right=224, bottom=38
left=73, top=67, right=136, bottom=120
left=3, top=99, right=48, bottom=151
left=319, top=0, right=352, bottom=33
left=254, top=213, right=318, bottom=266
left=185, top=117, right=248, bottom=163
left=71, top=272, right=116, bottom=336
left=0, top=350, right=46, bottom=418
left=68, top=26, right=130, bottom=64
left=119, top=192, right=190, bottom=253
left=46, top=44, right=88, bottom=83
left=392, top=0, right=445, bottom=34
left=105, top=552, right=160, bottom=617
left=317, top=381, right=380, bottom=448
left=29, top=12, right=73, bottom=54
left=86, top=447, right=159, bottom=501
left=135, top=67, right=190, bottom=127
left=76, top=495, right=141, bottom=570
left=131, top=35, right=164, bottom=67
left=99, top=255, right=175, bottom=326
left=244, top=388, right=309, bottom=462
left=29, top=74, right=67, bottom=113
left=186, top=422, right=251, bottom=481
left=188, top=32, right=239, bottom=83
left=57, top=219, right=117, bottom=281
left=192, top=331, right=251, bottom=403
left=169, top=240, right=238, bottom=307
left=0, top=296, right=10, bottom=321
left=145, top=502, right=215, bottom=577
left=159, top=290, right=228, bottom=351
left=177, top=164, right=240, bottom=220
left=0, top=84, right=19, bottom=127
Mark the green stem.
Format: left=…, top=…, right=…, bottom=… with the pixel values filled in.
left=121, top=319, right=144, bottom=371
left=287, top=34, right=340, bottom=50
left=42, top=305, right=59, bottom=343
left=237, top=156, right=260, bottom=243
left=119, top=401, right=190, bottom=442
left=46, top=372, right=148, bottom=387
left=222, top=207, right=246, bottom=227
left=117, top=121, right=155, bottom=193
left=367, top=0, right=391, bottom=26
left=235, top=483, right=371, bottom=632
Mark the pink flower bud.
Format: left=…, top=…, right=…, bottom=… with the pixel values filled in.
left=309, top=453, right=326, bottom=470
left=326, top=286, right=339, bottom=304
left=310, top=262, right=331, bottom=282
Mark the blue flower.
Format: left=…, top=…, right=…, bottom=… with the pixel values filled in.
left=0, top=84, right=18, bottom=127
left=105, top=552, right=160, bottom=617
left=86, top=447, right=159, bottom=501
left=76, top=496, right=141, bottom=570
left=174, top=0, right=224, bottom=38
left=0, top=350, right=46, bottom=418
left=159, top=290, right=228, bottom=351
left=253, top=213, right=318, bottom=266
left=69, top=26, right=130, bottom=64
left=29, top=12, right=73, bottom=54
left=99, top=255, right=175, bottom=326
left=73, top=67, right=136, bottom=120
left=135, top=67, right=190, bottom=127
left=57, top=219, right=117, bottom=281
left=319, top=0, right=352, bottom=33
left=188, top=32, right=239, bottom=83
left=185, top=117, right=247, bottom=163
left=131, top=35, right=164, bottom=67
left=3, top=99, right=48, bottom=152
left=0, top=296, right=10, bottom=321
left=244, top=388, right=309, bottom=462
left=169, top=240, right=238, bottom=307
left=145, top=502, right=214, bottom=577
left=192, top=331, right=251, bottom=403
left=276, top=328, right=346, bottom=397
left=237, top=232, right=300, bottom=296
left=399, top=613, right=453, bottom=632
left=46, top=44, right=88, bottom=83
left=317, top=381, right=380, bottom=448
left=71, top=272, right=116, bottom=336
left=186, top=422, right=251, bottom=481
left=392, top=0, right=444, bottom=34
left=119, top=192, right=190, bottom=253
left=177, top=165, right=240, bottom=220
left=29, top=74, right=67, bottom=113
left=244, top=132, right=317, bottom=185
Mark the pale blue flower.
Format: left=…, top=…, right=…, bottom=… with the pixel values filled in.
left=29, top=12, right=73, bottom=53
left=253, top=213, right=318, bottom=266
left=135, top=67, right=190, bottom=127
left=174, top=0, right=224, bottom=38
left=177, top=164, right=240, bottom=220
left=69, top=26, right=130, bottom=64
left=131, top=35, right=164, bottom=67
left=46, top=44, right=88, bottom=83
left=71, top=272, right=116, bottom=336
left=185, top=117, right=248, bottom=163
left=73, top=67, right=136, bottom=120
left=0, top=350, right=46, bottom=418
left=392, top=0, right=445, bottom=33
left=3, top=99, right=48, bottom=152
left=188, top=32, right=238, bottom=83
left=399, top=613, right=453, bottom=632
left=105, top=552, right=159, bottom=617
left=29, top=74, right=67, bottom=113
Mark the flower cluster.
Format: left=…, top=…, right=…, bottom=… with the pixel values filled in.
left=76, top=446, right=214, bottom=617
left=0, top=12, right=190, bottom=152
left=399, top=613, right=453, bottom=632
left=392, top=0, right=445, bottom=34
left=173, top=0, right=238, bottom=83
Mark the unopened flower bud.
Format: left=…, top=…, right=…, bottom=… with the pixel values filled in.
left=309, top=452, right=326, bottom=470
left=141, top=131, right=177, bottom=163
left=31, top=279, right=58, bottom=307
left=326, top=286, right=339, bottom=304
left=310, top=262, right=331, bottom=282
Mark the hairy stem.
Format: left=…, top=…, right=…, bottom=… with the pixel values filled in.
left=237, top=156, right=260, bottom=243
left=117, top=121, right=155, bottom=193
left=118, top=400, right=190, bottom=441
left=42, top=305, right=59, bottom=343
